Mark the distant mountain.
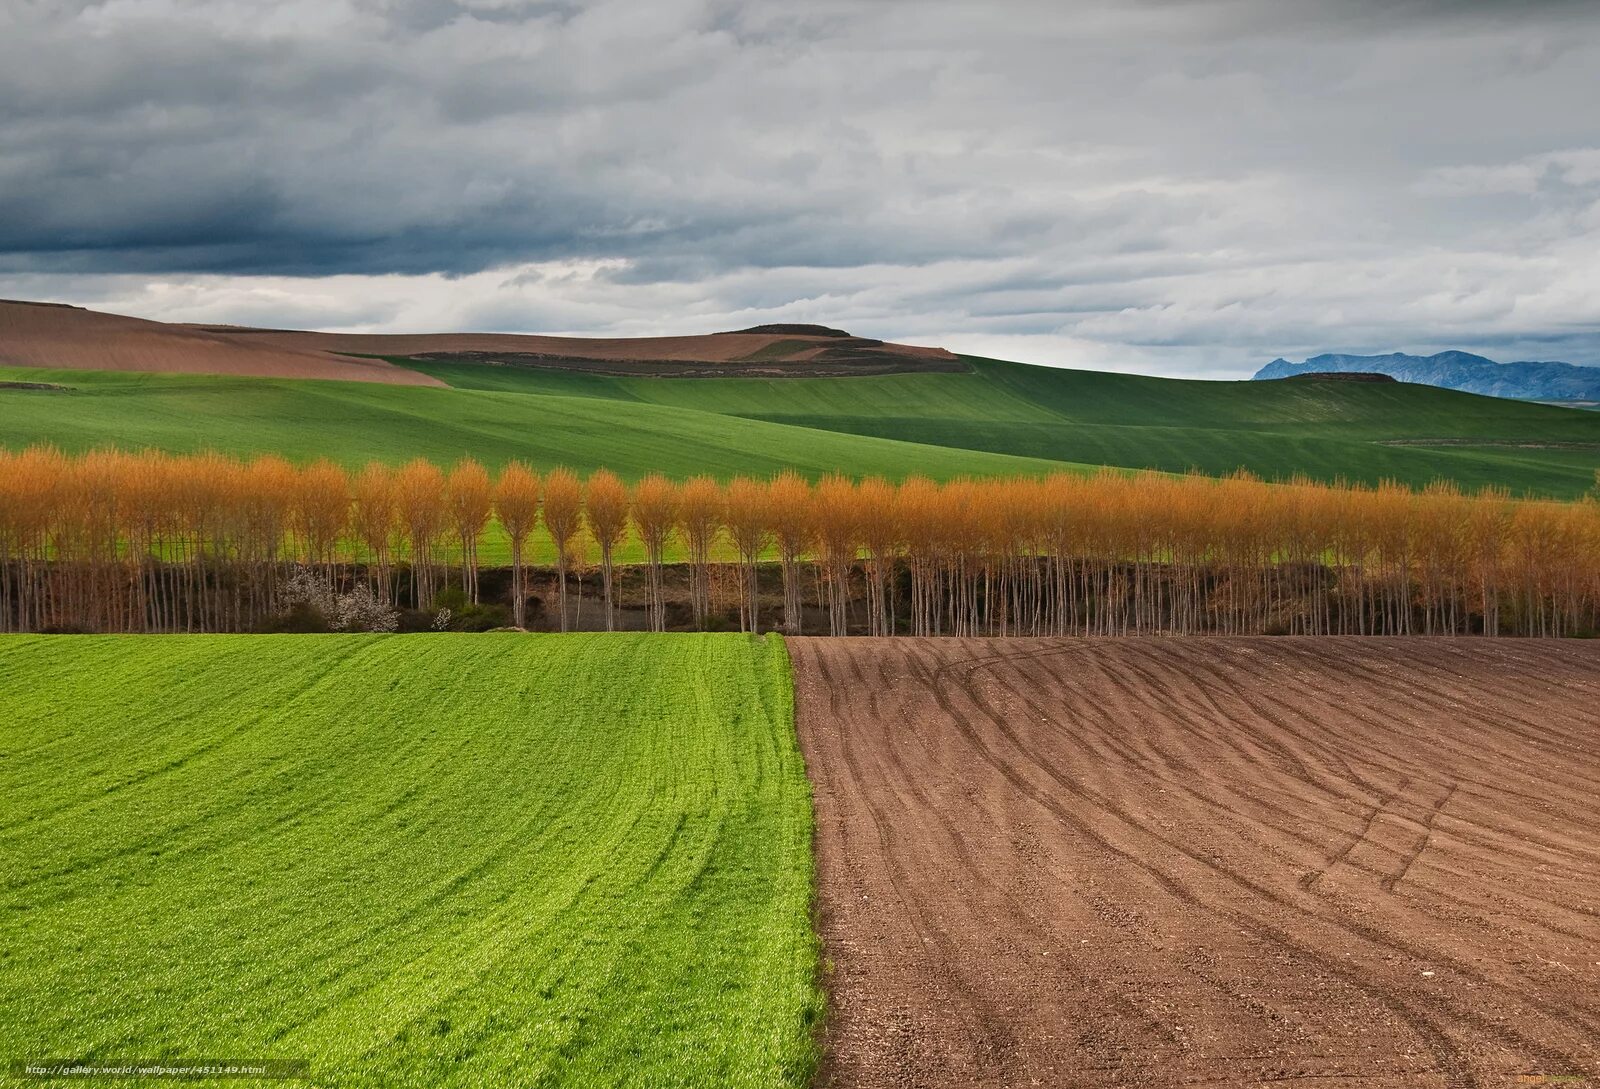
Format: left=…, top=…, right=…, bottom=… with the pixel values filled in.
left=1252, top=350, right=1600, bottom=402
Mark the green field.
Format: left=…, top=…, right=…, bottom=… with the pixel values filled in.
left=5, top=348, right=1599, bottom=497
left=0, top=366, right=1080, bottom=481
left=0, top=634, right=821, bottom=1088
left=409, top=356, right=1600, bottom=498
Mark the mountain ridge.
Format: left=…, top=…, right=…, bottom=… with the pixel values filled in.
left=1253, top=350, right=1600, bottom=402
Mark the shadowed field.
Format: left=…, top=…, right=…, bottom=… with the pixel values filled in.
left=791, top=637, right=1600, bottom=1088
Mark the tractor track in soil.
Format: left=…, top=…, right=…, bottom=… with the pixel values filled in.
left=790, top=637, right=1600, bottom=1088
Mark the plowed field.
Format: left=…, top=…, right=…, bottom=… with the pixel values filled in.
left=790, top=638, right=1600, bottom=1088
left=0, top=300, right=443, bottom=385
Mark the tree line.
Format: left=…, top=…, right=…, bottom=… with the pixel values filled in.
left=1, top=446, right=1596, bottom=636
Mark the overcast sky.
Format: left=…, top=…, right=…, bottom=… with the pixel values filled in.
left=4, top=0, right=1599, bottom=377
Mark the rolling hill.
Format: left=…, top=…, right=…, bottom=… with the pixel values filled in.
left=0, top=299, right=441, bottom=386
left=0, top=301, right=954, bottom=382
left=404, top=355, right=1600, bottom=498
left=210, top=321, right=959, bottom=377
left=2, top=300, right=1598, bottom=498
left=0, top=366, right=1085, bottom=482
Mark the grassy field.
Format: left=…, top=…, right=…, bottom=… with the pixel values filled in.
left=0, top=366, right=1081, bottom=481
left=5, top=350, right=1598, bottom=498
left=0, top=633, right=821, bottom=1087
left=411, top=356, right=1600, bottom=498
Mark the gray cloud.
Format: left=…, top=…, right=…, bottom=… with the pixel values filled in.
left=2, top=0, right=1599, bottom=375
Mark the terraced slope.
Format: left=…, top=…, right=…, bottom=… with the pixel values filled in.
left=415, top=356, right=1600, bottom=497
left=0, top=634, right=820, bottom=1088
left=792, top=637, right=1600, bottom=1088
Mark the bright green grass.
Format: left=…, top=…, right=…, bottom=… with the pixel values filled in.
left=0, top=633, right=820, bottom=1088
left=0, top=367, right=1082, bottom=481
left=411, top=356, right=1600, bottom=497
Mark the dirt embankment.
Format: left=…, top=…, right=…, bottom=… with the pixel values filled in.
left=792, top=637, right=1600, bottom=1088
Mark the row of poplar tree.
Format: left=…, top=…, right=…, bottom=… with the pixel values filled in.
left=1, top=446, right=1596, bottom=636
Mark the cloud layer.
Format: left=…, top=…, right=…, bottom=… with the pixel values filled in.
left=4, top=0, right=1599, bottom=376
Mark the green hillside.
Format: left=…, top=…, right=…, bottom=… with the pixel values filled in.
left=4, top=347, right=1598, bottom=497
left=0, top=366, right=1082, bottom=480
left=409, top=356, right=1600, bottom=498
left=0, top=633, right=820, bottom=1088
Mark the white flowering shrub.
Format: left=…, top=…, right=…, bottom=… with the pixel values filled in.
left=277, top=567, right=398, bottom=633
left=278, top=567, right=335, bottom=618
left=334, top=584, right=399, bottom=633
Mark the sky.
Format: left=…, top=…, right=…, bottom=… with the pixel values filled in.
left=3, top=0, right=1599, bottom=379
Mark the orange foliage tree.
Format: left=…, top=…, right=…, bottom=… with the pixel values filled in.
left=446, top=459, right=492, bottom=604
left=630, top=474, right=677, bottom=632
left=766, top=471, right=813, bottom=634
left=293, top=459, right=351, bottom=586
left=493, top=462, right=540, bottom=628
left=584, top=469, right=629, bottom=631
left=394, top=458, right=447, bottom=609
left=723, top=476, right=771, bottom=632
left=542, top=468, right=583, bottom=632
left=676, top=475, right=723, bottom=629
left=352, top=462, right=398, bottom=601
left=5, top=449, right=1600, bottom=638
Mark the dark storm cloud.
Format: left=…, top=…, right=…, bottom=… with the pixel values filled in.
left=2, top=0, right=1599, bottom=374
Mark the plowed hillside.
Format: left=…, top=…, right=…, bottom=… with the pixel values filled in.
left=0, top=299, right=953, bottom=383
left=0, top=300, right=442, bottom=386
left=791, top=637, right=1600, bottom=1088
left=209, top=326, right=954, bottom=364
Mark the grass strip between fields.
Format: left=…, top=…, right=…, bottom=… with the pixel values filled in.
left=0, top=633, right=822, bottom=1087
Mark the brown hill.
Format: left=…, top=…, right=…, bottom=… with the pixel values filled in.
left=0, top=300, right=445, bottom=386
left=206, top=325, right=961, bottom=376
left=0, top=299, right=958, bottom=383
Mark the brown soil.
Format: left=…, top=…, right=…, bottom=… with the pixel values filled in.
left=209, top=326, right=958, bottom=367
left=1, top=298, right=955, bottom=383
left=790, top=637, right=1600, bottom=1088
left=0, top=300, right=443, bottom=386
